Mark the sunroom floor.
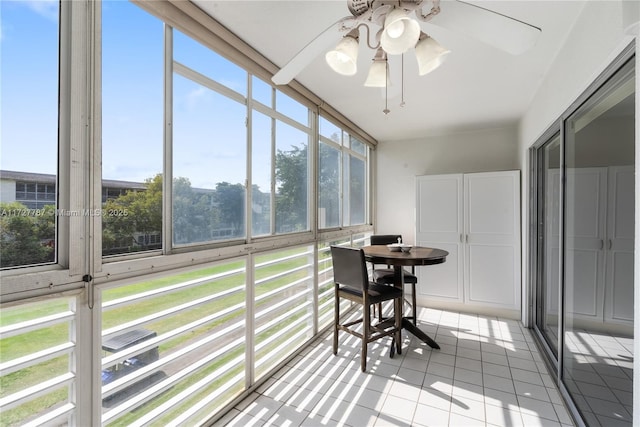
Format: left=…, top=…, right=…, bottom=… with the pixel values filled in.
left=215, top=308, right=574, bottom=427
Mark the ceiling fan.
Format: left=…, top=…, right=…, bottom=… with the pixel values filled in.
left=271, top=0, right=541, bottom=86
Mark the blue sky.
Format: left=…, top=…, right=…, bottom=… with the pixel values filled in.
left=1, top=0, right=59, bottom=176
left=1, top=0, right=311, bottom=190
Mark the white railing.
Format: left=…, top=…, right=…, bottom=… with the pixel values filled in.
left=0, top=297, right=76, bottom=426
left=0, top=233, right=372, bottom=426
left=253, top=246, right=315, bottom=379
left=99, top=257, right=247, bottom=426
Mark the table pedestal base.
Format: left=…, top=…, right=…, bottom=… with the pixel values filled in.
left=402, top=318, right=440, bottom=349
left=377, top=317, right=440, bottom=350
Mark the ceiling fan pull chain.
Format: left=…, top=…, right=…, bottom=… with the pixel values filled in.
left=383, top=62, right=390, bottom=115
left=401, top=53, right=406, bottom=107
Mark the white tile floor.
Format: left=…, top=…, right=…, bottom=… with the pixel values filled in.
left=563, top=330, right=634, bottom=427
left=216, top=308, right=575, bottom=427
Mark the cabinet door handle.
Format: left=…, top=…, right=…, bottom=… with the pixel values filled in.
left=466, top=234, right=469, bottom=244
left=608, top=239, right=613, bottom=250
left=460, top=234, right=464, bottom=243
left=599, top=240, right=604, bottom=250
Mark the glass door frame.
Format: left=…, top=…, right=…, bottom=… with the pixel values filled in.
left=530, top=127, right=562, bottom=359
left=528, top=42, right=636, bottom=427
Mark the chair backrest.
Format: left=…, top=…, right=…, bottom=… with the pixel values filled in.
left=330, top=246, right=369, bottom=292
left=371, top=234, right=402, bottom=245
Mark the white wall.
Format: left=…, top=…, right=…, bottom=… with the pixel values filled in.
left=0, top=179, right=17, bottom=203
left=375, top=126, right=518, bottom=243
left=520, top=1, right=631, bottom=146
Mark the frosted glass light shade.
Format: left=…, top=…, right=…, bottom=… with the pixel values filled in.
left=364, top=60, right=389, bottom=87
left=380, top=9, right=420, bottom=55
left=325, top=35, right=359, bottom=75
left=415, top=35, right=450, bottom=75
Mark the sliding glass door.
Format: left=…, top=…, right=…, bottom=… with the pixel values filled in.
left=562, top=56, right=635, bottom=426
left=532, top=50, right=635, bottom=426
left=535, top=133, right=561, bottom=358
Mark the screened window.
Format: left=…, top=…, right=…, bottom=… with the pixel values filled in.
left=275, top=120, right=310, bottom=233
left=102, top=0, right=163, bottom=256
left=173, top=30, right=247, bottom=98
left=172, top=31, right=248, bottom=246
left=252, top=76, right=272, bottom=107
left=172, top=70, right=247, bottom=245
left=0, top=1, right=59, bottom=268
left=346, top=149, right=366, bottom=225
left=275, top=91, right=308, bottom=125
left=318, top=117, right=369, bottom=229
left=318, top=141, right=341, bottom=228
left=1, top=1, right=375, bottom=424
left=251, top=84, right=312, bottom=237
left=251, top=110, right=273, bottom=237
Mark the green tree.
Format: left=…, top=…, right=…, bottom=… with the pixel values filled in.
left=102, top=174, right=162, bottom=254
left=251, top=184, right=270, bottom=235
left=103, top=174, right=250, bottom=249
left=0, top=202, right=55, bottom=268
left=173, top=176, right=217, bottom=244
left=318, top=142, right=340, bottom=227
left=213, top=182, right=245, bottom=237
left=347, top=155, right=366, bottom=224
left=275, top=143, right=308, bottom=232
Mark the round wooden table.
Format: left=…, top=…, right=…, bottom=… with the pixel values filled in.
left=362, top=245, right=448, bottom=349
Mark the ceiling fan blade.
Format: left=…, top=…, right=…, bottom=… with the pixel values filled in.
left=428, top=1, right=541, bottom=55
left=272, top=16, right=353, bottom=85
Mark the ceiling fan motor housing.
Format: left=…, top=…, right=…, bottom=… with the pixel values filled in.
left=347, top=0, right=371, bottom=17
left=347, top=1, right=433, bottom=23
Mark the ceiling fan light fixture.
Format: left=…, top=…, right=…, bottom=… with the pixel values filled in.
left=415, top=33, right=450, bottom=75
left=364, top=49, right=389, bottom=87
left=325, top=30, right=359, bottom=75
left=380, top=8, right=420, bottom=55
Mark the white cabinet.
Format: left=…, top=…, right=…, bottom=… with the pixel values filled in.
left=547, top=166, right=634, bottom=327
left=564, top=167, right=608, bottom=320
left=415, top=171, right=521, bottom=311
left=415, top=174, right=464, bottom=302
left=604, top=166, right=635, bottom=324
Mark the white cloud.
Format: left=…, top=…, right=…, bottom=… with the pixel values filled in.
left=186, top=86, right=211, bottom=110
left=24, top=0, right=59, bottom=22
left=0, top=0, right=59, bottom=41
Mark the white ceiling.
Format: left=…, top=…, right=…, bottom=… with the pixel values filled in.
left=194, top=1, right=586, bottom=142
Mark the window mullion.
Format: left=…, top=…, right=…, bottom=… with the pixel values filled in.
left=163, top=24, right=174, bottom=253
left=270, top=115, right=276, bottom=236
left=246, top=73, right=253, bottom=243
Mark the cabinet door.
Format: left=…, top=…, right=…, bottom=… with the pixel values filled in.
left=604, top=166, right=634, bottom=324
left=464, top=171, right=521, bottom=309
left=415, top=174, right=464, bottom=301
left=564, top=168, right=606, bottom=320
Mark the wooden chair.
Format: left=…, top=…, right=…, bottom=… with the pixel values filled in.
left=331, top=245, right=403, bottom=372
left=370, top=234, right=419, bottom=325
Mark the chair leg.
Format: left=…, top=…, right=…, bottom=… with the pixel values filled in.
left=333, top=286, right=339, bottom=356
left=394, top=297, right=402, bottom=355
left=412, top=283, right=417, bottom=326
left=378, top=302, right=383, bottom=322
left=362, top=303, right=370, bottom=372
